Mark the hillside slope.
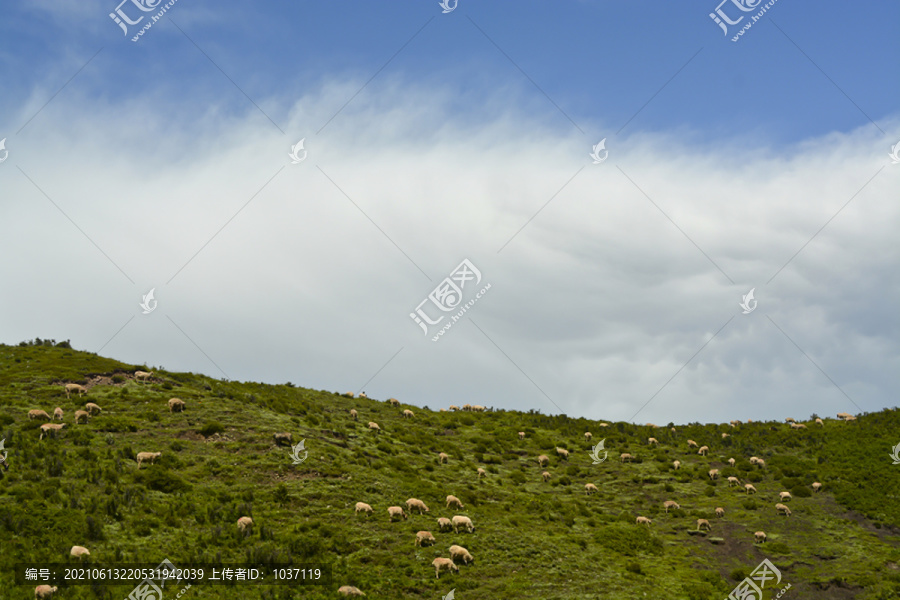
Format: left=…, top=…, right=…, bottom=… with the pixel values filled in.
left=1, top=341, right=899, bottom=599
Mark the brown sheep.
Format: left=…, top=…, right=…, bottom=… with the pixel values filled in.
left=273, top=432, right=292, bottom=446
left=727, top=458, right=736, bottom=467
left=354, top=502, right=373, bottom=516
left=415, top=531, right=436, bottom=547
left=779, top=491, right=792, bottom=502
left=388, top=398, right=401, bottom=407
left=337, top=586, right=366, bottom=597
left=785, top=417, right=796, bottom=424
left=635, top=516, right=652, bottom=527
left=74, top=410, right=90, bottom=424
left=584, top=432, right=593, bottom=441
left=405, top=498, right=429, bottom=515
left=687, top=439, right=698, bottom=449
left=387, top=506, right=407, bottom=521
left=620, top=453, right=633, bottom=463
left=437, top=517, right=453, bottom=532
left=815, top=418, right=824, bottom=426
left=53, top=407, right=64, bottom=421
left=432, top=557, right=458, bottom=579
left=449, top=544, right=474, bottom=565
left=663, top=500, right=680, bottom=513
left=70, top=545, right=90, bottom=558
left=648, top=437, right=658, bottom=446
left=518, top=431, right=526, bottom=440
left=168, top=398, right=186, bottom=413
left=812, top=482, right=822, bottom=493
left=65, top=383, right=87, bottom=398
left=745, top=483, right=757, bottom=494
left=697, top=518, right=711, bottom=531
left=672, top=460, right=681, bottom=470
left=715, top=507, right=725, bottom=518
left=585, top=483, right=599, bottom=495
left=439, top=452, right=450, bottom=464
left=446, top=495, right=464, bottom=509
left=28, top=410, right=52, bottom=421
left=756, top=459, right=766, bottom=468
left=39, top=423, right=66, bottom=440
left=402, top=409, right=415, bottom=419
left=477, top=467, right=486, bottom=478
left=85, top=402, right=102, bottom=416
left=349, top=409, right=358, bottom=421
left=755, top=531, right=767, bottom=543
left=368, top=422, right=381, bottom=432
left=237, top=516, right=253, bottom=535
left=698, top=445, right=709, bottom=456
left=556, top=447, right=569, bottom=460
left=542, top=471, right=551, bottom=482
left=708, top=468, right=719, bottom=480
left=721, top=432, right=730, bottom=439
left=134, top=370, right=153, bottom=383
left=775, top=503, right=791, bottom=517
left=790, top=423, right=806, bottom=429
left=449, top=405, right=460, bottom=411
left=451, top=515, right=475, bottom=533
left=136, top=451, right=162, bottom=467
left=727, top=476, right=741, bottom=487
left=35, top=585, right=58, bottom=600
left=537, top=455, right=550, bottom=467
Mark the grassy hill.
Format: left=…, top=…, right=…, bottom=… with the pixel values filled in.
left=1, top=340, right=899, bottom=599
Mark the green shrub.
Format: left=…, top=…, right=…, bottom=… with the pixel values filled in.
left=198, top=422, right=225, bottom=437
left=625, top=561, right=643, bottom=575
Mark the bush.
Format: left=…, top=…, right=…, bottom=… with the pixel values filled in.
left=625, top=561, right=643, bottom=575
left=134, top=468, right=190, bottom=494
left=112, top=375, right=125, bottom=383
left=594, top=523, right=663, bottom=556
left=198, top=422, right=225, bottom=437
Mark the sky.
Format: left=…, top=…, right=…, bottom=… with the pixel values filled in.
left=0, top=0, right=897, bottom=425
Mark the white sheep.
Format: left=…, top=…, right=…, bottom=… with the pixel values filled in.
left=368, top=422, right=381, bottom=432
left=672, top=460, right=681, bottom=470
left=687, top=439, right=698, bottom=449
left=136, top=451, right=161, bottom=467
left=585, top=483, right=599, bottom=495
left=342, top=392, right=355, bottom=398
left=53, top=407, right=63, bottom=421
left=775, top=503, right=791, bottom=517
left=134, top=371, right=152, bottom=383
left=556, top=447, right=569, bottom=460
left=387, top=506, right=407, bottom=522
left=715, top=507, right=725, bottom=518
left=620, top=453, right=633, bottom=463
left=745, top=483, right=757, bottom=494
left=446, top=495, right=464, bottom=509
left=755, top=531, right=767, bottom=543
left=708, top=468, right=719, bottom=480
left=273, top=432, right=292, bottom=446
left=65, top=383, right=87, bottom=398
left=70, top=546, right=90, bottom=558
left=812, top=482, right=822, bottom=493
left=815, top=418, right=824, bottom=426
left=635, top=516, right=652, bottom=527
left=727, top=458, right=736, bottom=467
left=415, top=531, right=436, bottom=547
left=698, top=445, right=709, bottom=456
left=645, top=423, right=658, bottom=428
left=721, top=432, right=730, bottom=439
left=663, top=500, right=680, bottom=513
left=449, top=405, right=460, bottom=411
left=437, top=517, right=453, bottom=532
left=405, top=498, right=429, bottom=514
left=359, top=392, right=368, bottom=398
left=388, top=398, right=400, bottom=407
left=449, top=544, right=474, bottom=565
left=756, top=459, right=766, bottom=468
left=349, top=409, right=358, bottom=421
left=749, top=456, right=760, bottom=465
left=28, top=409, right=52, bottom=421
left=836, top=412, right=851, bottom=420
left=844, top=415, right=857, bottom=421
left=648, top=437, right=658, bottom=446
left=785, top=417, right=796, bottom=424
left=518, top=431, right=526, bottom=440
left=584, top=432, right=593, bottom=441
left=779, top=491, right=792, bottom=502
left=402, top=409, right=415, bottom=418
left=452, top=515, right=475, bottom=533
left=74, top=410, right=90, bottom=424
left=697, top=518, right=711, bottom=531
left=337, top=585, right=366, bottom=596
left=85, top=402, right=102, bottom=416
left=472, top=405, right=485, bottom=412
left=537, top=455, right=550, bottom=467
left=237, top=516, right=253, bottom=535
left=790, top=423, right=806, bottom=430
left=477, top=467, right=487, bottom=478
left=35, top=585, right=58, bottom=599
left=354, top=502, right=373, bottom=516
left=439, top=452, right=450, bottom=464
left=599, top=422, right=609, bottom=427
left=39, top=423, right=66, bottom=440
left=542, top=471, right=551, bottom=482
left=727, top=476, right=741, bottom=487
left=432, top=557, right=458, bottom=579
left=168, top=398, right=186, bottom=413
left=461, top=404, right=472, bottom=411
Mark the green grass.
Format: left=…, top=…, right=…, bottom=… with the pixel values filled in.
left=1, top=342, right=899, bottom=599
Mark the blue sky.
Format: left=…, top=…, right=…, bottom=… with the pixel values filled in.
left=1, top=1, right=897, bottom=424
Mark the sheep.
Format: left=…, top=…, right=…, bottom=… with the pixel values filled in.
left=585, top=483, right=599, bottom=495
left=65, top=383, right=87, bottom=398
left=136, top=451, right=161, bottom=467
left=472, top=405, right=485, bottom=412
left=349, top=409, right=358, bottom=421
left=790, top=423, right=806, bottom=430
left=815, top=418, right=824, bottom=426
left=168, top=398, right=186, bottom=413
left=85, top=402, right=102, bottom=416
left=39, top=423, right=66, bottom=440
left=727, top=458, right=736, bottom=467
left=405, top=498, right=430, bottom=514
left=785, top=417, right=796, bottom=424
left=687, top=439, right=698, bottom=449
left=237, top=516, right=253, bottom=535
left=53, top=407, right=64, bottom=421
left=402, top=409, right=415, bottom=418
left=387, top=506, right=408, bottom=522
left=542, top=471, right=551, bottom=482
left=663, top=500, right=680, bottom=514
left=721, top=432, right=730, bottom=439
left=537, top=455, right=550, bottom=467
left=556, top=447, right=569, bottom=460
left=756, top=459, right=766, bottom=468
left=446, top=495, right=464, bottom=509
left=449, top=405, right=460, bottom=411
left=461, top=404, right=472, bottom=411
left=648, top=437, right=658, bottom=446
left=273, top=432, right=293, bottom=446
left=727, top=476, right=741, bottom=487
left=437, top=517, right=453, bottom=532
left=620, top=453, right=633, bottom=463
left=29, top=409, right=52, bottom=421
left=715, top=507, right=725, bottom=518
left=755, top=531, right=767, bottom=543
left=599, top=422, right=609, bottom=427
left=671, top=427, right=677, bottom=433
left=439, top=452, right=450, bottom=464
left=35, top=585, right=58, bottom=600
left=745, top=483, right=757, bottom=494
left=779, top=491, right=792, bottom=502
left=337, top=585, right=366, bottom=597
left=342, top=392, right=355, bottom=398
left=439, top=408, right=446, bottom=412
left=477, top=467, right=487, bottom=478
left=708, top=469, right=719, bottom=480
left=646, top=423, right=658, bottom=428
left=812, top=482, right=822, bottom=493
left=74, top=410, right=90, bottom=424
left=698, top=445, right=709, bottom=456
left=70, top=546, right=90, bottom=558
left=697, top=518, right=711, bottom=531
left=584, top=432, right=593, bottom=441
left=432, top=557, right=459, bottom=579
left=388, top=398, right=400, bottom=406
left=775, top=503, right=792, bottom=517
left=519, top=431, right=526, bottom=440
left=359, top=392, right=368, bottom=398
left=749, top=456, right=760, bottom=465
left=672, top=460, right=681, bottom=470
left=415, top=531, right=436, bottom=547
left=635, top=516, right=652, bottom=527
left=368, top=422, right=381, bottom=432
left=354, top=502, right=373, bottom=516
left=134, top=370, right=153, bottom=383
left=844, top=415, right=857, bottom=421
left=449, top=544, right=474, bottom=565
left=452, top=515, right=475, bottom=533
left=836, top=412, right=851, bottom=420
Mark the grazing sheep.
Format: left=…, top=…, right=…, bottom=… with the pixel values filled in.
left=134, top=370, right=153, bottom=383
left=542, top=471, right=551, bottom=482
left=585, top=483, right=599, bottom=495
left=439, top=452, right=450, bottom=464
left=755, top=531, right=767, bottom=543
left=449, top=544, right=474, bottom=565
left=648, top=437, right=658, bottom=446
left=671, top=427, right=677, bottom=433
left=85, top=402, right=102, bottom=416
left=70, top=546, right=90, bottom=558
left=452, top=515, right=475, bottom=533
left=402, top=409, right=415, bottom=419
left=745, top=483, right=757, bottom=494
left=341, top=392, right=354, bottom=398
left=449, top=405, right=460, bottom=411
left=74, top=410, right=90, bottom=424
left=756, top=459, right=766, bottom=468
left=28, top=409, right=52, bottom=421
left=646, top=423, right=658, bottom=428
left=815, top=418, right=824, bottom=426
left=672, top=460, right=681, bottom=470
left=749, top=456, right=760, bottom=465
left=708, top=469, right=719, bottom=480
left=635, top=516, right=652, bottom=527
left=790, top=423, right=807, bottom=430
left=715, top=507, right=725, bottom=518
left=273, top=432, right=292, bottom=446
left=388, top=398, right=401, bottom=407
left=437, top=517, right=453, bottom=532
left=518, top=431, right=526, bottom=440
left=461, top=404, right=472, bottom=412
left=721, top=432, right=730, bottom=439
left=349, top=409, right=358, bottom=421
left=368, top=422, right=381, bottom=432
left=168, top=398, right=185, bottom=413
left=599, top=422, right=609, bottom=427
left=358, top=392, right=367, bottom=398
left=415, top=531, right=436, bottom=547
left=446, top=495, right=464, bottom=509
left=727, top=476, right=741, bottom=487
left=53, top=407, right=63, bottom=421
left=844, top=415, right=857, bottom=421
left=779, top=491, right=792, bottom=502
left=387, top=506, right=407, bottom=522
left=405, top=498, right=430, bottom=514
left=584, top=432, right=593, bottom=441
left=836, top=412, right=851, bottom=420
left=477, top=467, right=486, bottom=478
left=697, top=519, right=711, bottom=531
left=136, top=451, right=162, bottom=467
left=663, top=500, right=680, bottom=514
left=65, top=383, right=87, bottom=398
left=354, top=502, right=373, bottom=516
left=698, top=445, right=709, bottom=456
left=472, top=405, right=485, bottom=412
left=432, top=557, right=458, bottom=579
left=775, top=503, right=791, bottom=517
left=439, top=408, right=446, bottom=412
left=39, top=423, right=66, bottom=440
left=556, top=447, right=569, bottom=460
left=537, top=455, right=550, bottom=467
left=687, top=440, right=698, bottom=449
left=237, top=516, right=253, bottom=535
left=35, top=585, right=58, bottom=600
left=812, top=482, right=822, bottom=493
left=337, top=585, right=366, bottom=597
left=785, top=417, right=796, bottom=424
left=727, top=458, right=736, bottom=467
